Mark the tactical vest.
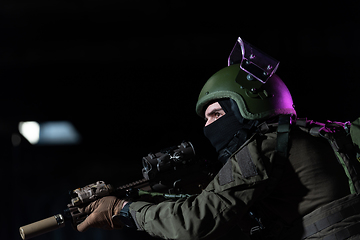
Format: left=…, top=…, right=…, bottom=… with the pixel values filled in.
left=276, top=116, right=360, bottom=240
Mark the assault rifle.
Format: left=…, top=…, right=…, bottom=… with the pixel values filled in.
left=19, top=141, right=217, bottom=239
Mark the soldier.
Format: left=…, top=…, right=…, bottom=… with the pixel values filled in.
left=76, top=39, right=360, bottom=239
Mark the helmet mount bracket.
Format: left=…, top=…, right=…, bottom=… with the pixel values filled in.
left=228, top=37, right=280, bottom=84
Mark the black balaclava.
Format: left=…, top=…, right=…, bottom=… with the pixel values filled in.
left=203, top=98, right=258, bottom=164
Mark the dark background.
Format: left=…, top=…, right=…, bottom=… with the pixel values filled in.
left=2, top=1, right=360, bottom=240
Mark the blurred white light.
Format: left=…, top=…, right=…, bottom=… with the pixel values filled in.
left=39, top=121, right=81, bottom=145
left=18, top=121, right=81, bottom=145
left=19, top=121, right=40, bottom=144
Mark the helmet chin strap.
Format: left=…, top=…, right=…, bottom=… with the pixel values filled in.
left=217, top=129, right=249, bottom=165
left=216, top=99, right=259, bottom=165
left=229, top=99, right=245, bottom=124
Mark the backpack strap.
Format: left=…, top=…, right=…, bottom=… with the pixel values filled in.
left=257, top=115, right=292, bottom=198
left=276, top=115, right=292, bottom=159
left=349, top=117, right=360, bottom=162
left=322, top=124, right=360, bottom=195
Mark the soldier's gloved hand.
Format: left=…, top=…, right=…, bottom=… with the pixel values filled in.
left=77, top=196, right=127, bottom=232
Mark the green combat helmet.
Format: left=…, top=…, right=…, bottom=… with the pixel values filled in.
left=196, top=37, right=296, bottom=121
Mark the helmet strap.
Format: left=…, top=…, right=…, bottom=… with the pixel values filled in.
left=215, top=98, right=260, bottom=164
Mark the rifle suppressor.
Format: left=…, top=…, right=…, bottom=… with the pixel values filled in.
left=19, top=214, right=65, bottom=240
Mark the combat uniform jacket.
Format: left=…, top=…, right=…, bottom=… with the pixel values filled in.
left=128, top=127, right=359, bottom=240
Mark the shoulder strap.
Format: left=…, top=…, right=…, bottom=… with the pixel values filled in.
left=257, top=115, right=292, bottom=198
left=276, top=115, right=292, bottom=159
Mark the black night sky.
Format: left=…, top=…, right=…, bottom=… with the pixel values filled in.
left=2, top=1, right=360, bottom=240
